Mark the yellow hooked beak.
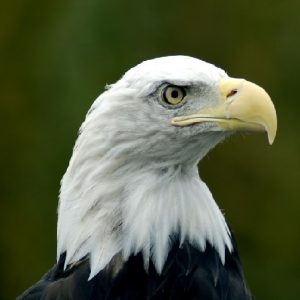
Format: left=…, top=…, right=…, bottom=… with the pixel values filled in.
left=171, top=78, right=277, bottom=144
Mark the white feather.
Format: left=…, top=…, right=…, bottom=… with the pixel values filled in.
left=57, top=56, right=232, bottom=279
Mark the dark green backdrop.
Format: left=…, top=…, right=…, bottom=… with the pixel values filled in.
left=1, top=0, right=299, bottom=299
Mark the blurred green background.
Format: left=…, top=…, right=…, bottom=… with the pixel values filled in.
left=1, top=0, right=299, bottom=299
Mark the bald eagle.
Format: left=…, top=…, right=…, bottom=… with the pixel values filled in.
left=18, top=56, right=277, bottom=300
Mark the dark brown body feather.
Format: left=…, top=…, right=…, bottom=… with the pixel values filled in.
left=17, top=237, right=253, bottom=300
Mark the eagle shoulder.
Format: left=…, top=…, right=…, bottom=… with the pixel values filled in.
left=17, top=238, right=253, bottom=300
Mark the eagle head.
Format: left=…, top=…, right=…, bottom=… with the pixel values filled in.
left=57, top=56, right=277, bottom=278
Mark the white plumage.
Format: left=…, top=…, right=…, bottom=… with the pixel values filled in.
left=57, top=56, right=233, bottom=279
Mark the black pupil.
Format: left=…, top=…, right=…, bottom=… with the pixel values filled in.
left=171, top=90, right=179, bottom=98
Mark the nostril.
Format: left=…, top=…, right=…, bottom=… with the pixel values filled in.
left=227, top=89, right=238, bottom=98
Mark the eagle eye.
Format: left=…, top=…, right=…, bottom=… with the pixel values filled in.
left=162, top=85, right=186, bottom=106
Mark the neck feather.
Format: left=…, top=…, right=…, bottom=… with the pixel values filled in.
left=58, top=159, right=232, bottom=279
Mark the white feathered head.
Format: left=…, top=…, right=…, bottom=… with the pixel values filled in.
left=57, top=56, right=277, bottom=278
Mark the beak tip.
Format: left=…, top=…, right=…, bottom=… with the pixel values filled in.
left=267, top=127, right=277, bottom=145
left=267, top=112, right=277, bottom=145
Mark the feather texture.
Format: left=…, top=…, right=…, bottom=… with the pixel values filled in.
left=57, top=56, right=232, bottom=278
left=18, top=237, right=253, bottom=300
